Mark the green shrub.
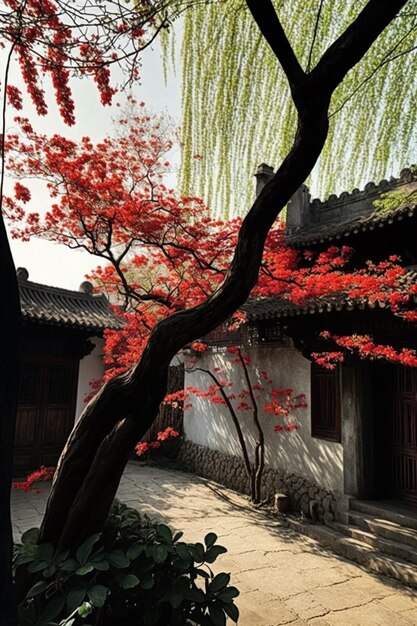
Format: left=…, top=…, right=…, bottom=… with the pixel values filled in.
left=14, top=500, right=239, bottom=626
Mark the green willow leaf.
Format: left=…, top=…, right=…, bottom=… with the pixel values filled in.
left=162, top=0, right=417, bottom=216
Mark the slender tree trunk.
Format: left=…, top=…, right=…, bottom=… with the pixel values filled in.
left=196, top=367, right=253, bottom=484
left=0, top=217, right=20, bottom=626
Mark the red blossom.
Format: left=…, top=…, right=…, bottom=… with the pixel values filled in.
left=190, top=341, right=208, bottom=352
left=6, top=85, right=23, bottom=110
left=13, top=466, right=55, bottom=493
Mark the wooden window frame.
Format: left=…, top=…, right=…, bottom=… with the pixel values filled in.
left=311, top=363, right=341, bottom=443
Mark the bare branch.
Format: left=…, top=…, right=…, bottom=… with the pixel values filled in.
left=312, top=0, right=409, bottom=93
left=245, top=0, right=306, bottom=102
left=306, top=0, right=325, bottom=73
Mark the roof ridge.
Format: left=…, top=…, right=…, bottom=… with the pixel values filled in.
left=19, top=278, right=107, bottom=300
left=310, top=166, right=417, bottom=209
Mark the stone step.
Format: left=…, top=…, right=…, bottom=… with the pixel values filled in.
left=332, top=520, right=417, bottom=565
left=349, top=510, right=417, bottom=550
left=350, top=499, right=417, bottom=531
left=284, top=517, right=417, bottom=588
left=334, top=536, right=417, bottom=588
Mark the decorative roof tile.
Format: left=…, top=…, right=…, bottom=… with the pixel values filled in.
left=18, top=270, right=122, bottom=332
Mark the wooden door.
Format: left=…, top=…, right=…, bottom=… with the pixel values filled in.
left=391, top=366, right=417, bottom=505
left=13, top=356, right=78, bottom=476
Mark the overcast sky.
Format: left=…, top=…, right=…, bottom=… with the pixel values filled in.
left=7, top=40, right=181, bottom=290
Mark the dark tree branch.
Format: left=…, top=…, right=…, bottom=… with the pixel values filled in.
left=192, top=366, right=253, bottom=483
left=312, top=0, right=409, bottom=93
left=307, top=0, right=325, bottom=73
left=245, top=0, right=306, bottom=103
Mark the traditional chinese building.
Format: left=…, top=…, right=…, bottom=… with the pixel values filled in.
left=14, top=268, right=121, bottom=476
left=180, top=167, right=417, bottom=584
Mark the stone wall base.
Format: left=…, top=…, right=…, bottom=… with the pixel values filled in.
left=178, top=439, right=337, bottom=523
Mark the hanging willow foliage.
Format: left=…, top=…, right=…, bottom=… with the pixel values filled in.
left=159, top=0, right=417, bottom=217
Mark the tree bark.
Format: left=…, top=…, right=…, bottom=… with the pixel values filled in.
left=38, top=0, right=408, bottom=552
left=0, top=217, right=20, bottom=626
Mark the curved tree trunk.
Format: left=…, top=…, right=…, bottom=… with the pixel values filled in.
left=41, top=106, right=329, bottom=550
left=38, top=0, right=407, bottom=554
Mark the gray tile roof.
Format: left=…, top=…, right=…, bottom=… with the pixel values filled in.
left=286, top=202, right=417, bottom=247
left=18, top=271, right=122, bottom=332
left=286, top=167, right=417, bottom=247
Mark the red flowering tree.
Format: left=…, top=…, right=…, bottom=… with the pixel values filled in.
left=185, top=346, right=306, bottom=504
left=6, top=99, right=417, bottom=518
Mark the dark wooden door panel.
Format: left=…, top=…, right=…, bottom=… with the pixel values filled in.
left=391, top=367, right=417, bottom=505
left=14, top=408, right=39, bottom=446
left=41, top=408, right=74, bottom=445
left=14, top=357, right=78, bottom=475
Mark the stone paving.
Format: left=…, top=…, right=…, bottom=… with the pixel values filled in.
left=12, top=463, right=417, bottom=626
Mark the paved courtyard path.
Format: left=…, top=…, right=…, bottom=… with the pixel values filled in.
left=12, top=463, right=417, bottom=626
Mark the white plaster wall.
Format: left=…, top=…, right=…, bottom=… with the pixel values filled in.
left=184, top=344, right=343, bottom=493
left=75, top=337, right=105, bottom=421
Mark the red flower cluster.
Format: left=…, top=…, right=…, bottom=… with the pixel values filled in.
left=13, top=466, right=55, bottom=493
left=135, top=427, right=179, bottom=457
left=190, top=341, right=208, bottom=352
left=318, top=332, right=417, bottom=367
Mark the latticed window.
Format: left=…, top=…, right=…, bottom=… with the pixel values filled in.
left=311, top=364, right=341, bottom=442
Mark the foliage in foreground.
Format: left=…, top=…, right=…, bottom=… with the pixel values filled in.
left=14, top=500, right=239, bottom=626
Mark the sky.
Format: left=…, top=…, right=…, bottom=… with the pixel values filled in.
left=6, top=40, right=181, bottom=290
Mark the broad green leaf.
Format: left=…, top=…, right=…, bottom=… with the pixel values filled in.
left=120, top=574, right=140, bottom=589
left=26, top=579, right=48, bottom=599
left=66, top=584, right=87, bottom=613
left=107, top=549, right=130, bottom=568
left=87, top=585, right=109, bottom=608
left=140, top=574, right=154, bottom=590
left=76, top=563, right=94, bottom=576
left=217, top=586, right=239, bottom=601
left=223, top=601, right=239, bottom=623
left=42, top=563, right=57, bottom=578
left=126, top=542, right=144, bottom=561
left=153, top=544, right=168, bottom=564
left=184, top=586, right=205, bottom=603
left=172, top=531, right=183, bottom=543
left=174, top=576, right=190, bottom=595
left=175, top=543, right=191, bottom=561
left=209, top=572, right=230, bottom=593
left=37, top=543, right=54, bottom=561
left=208, top=602, right=226, bottom=626
left=156, top=524, right=172, bottom=543
left=205, top=545, right=227, bottom=564
left=204, top=532, right=217, bottom=549
left=188, top=543, right=204, bottom=563
left=62, top=558, right=79, bottom=572
left=196, top=567, right=210, bottom=579
left=21, top=528, right=39, bottom=544
left=38, top=595, right=65, bottom=623
left=90, top=557, right=110, bottom=571
left=27, top=559, right=49, bottom=573
left=76, top=534, right=101, bottom=565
